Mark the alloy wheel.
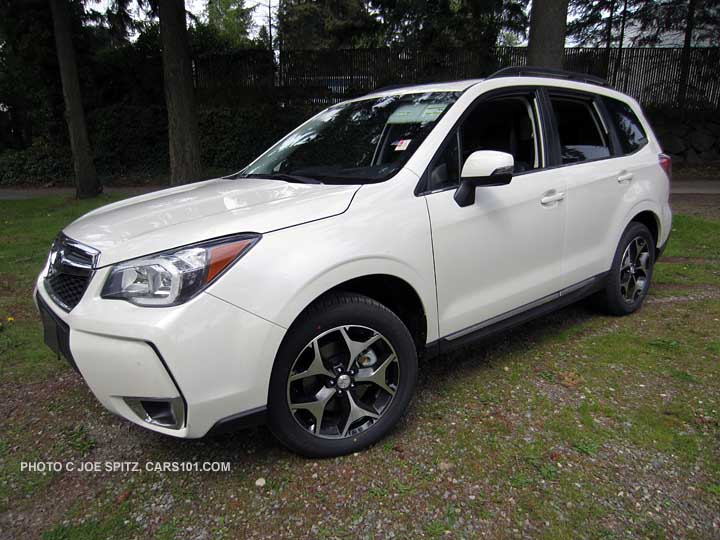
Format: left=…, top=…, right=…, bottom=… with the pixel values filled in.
left=286, top=325, right=400, bottom=439
left=619, top=236, right=651, bottom=303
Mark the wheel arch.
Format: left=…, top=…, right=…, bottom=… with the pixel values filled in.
left=617, top=201, right=664, bottom=258
left=326, top=274, right=427, bottom=352
left=632, top=209, right=660, bottom=253
left=285, top=272, right=431, bottom=354
left=631, top=210, right=659, bottom=244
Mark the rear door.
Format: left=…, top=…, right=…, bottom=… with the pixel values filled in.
left=543, top=89, right=621, bottom=288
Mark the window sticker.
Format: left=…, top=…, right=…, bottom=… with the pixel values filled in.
left=421, top=104, right=448, bottom=120
left=394, top=139, right=411, bottom=151
left=388, top=103, right=449, bottom=124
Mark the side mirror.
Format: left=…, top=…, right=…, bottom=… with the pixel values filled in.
left=454, top=151, right=514, bottom=207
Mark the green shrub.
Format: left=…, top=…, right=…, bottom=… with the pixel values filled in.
left=198, top=102, right=315, bottom=171
left=87, top=103, right=169, bottom=178
left=0, top=141, right=72, bottom=186
left=0, top=100, right=318, bottom=185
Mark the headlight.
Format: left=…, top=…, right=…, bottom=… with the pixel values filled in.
left=101, top=234, right=260, bottom=306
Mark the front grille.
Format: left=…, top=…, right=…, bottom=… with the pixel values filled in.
left=46, top=273, right=90, bottom=310
left=44, top=234, right=99, bottom=311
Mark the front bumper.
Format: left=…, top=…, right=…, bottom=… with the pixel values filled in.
left=36, top=267, right=286, bottom=438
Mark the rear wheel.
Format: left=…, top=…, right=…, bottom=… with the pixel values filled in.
left=267, top=293, right=418, bottom=457
left=595, top=222, right=655, bottom=315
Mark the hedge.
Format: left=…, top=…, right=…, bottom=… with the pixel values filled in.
left=0, top=101, right=316, bottom=186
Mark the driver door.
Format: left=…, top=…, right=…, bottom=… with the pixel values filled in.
left=424, top=89, right=567, bottom=339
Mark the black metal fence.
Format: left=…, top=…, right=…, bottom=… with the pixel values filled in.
left=194, top=49, right=275, bottom=102
left=194, top=46, right=720, bottom=112
left=604, top=47, right=720, bottom=111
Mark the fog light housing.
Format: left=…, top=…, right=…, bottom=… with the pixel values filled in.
left=124, top=397, right=185, bottom=430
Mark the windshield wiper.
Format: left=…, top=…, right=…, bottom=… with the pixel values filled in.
left=240, top=173, right=322, bottom=184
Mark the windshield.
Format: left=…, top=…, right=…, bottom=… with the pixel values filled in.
left=240, top=91, right=461, bottom=184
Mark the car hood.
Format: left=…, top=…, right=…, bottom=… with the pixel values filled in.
left=63, top=177, right=361, bottom=266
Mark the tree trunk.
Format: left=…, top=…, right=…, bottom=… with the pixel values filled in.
left=49, top=0, right=101, bottom=199
left=612, top=0, right=628, bottom=86
left=527, top=0, right=570, bottom=69
left=604, top=0, right=616, bottom=79
left=678, top=0, right=698, bottom=111
left=267, top=0, right=273, bottom=50
left=158, top=0, right=202, bottom=185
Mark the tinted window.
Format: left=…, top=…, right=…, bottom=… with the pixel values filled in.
left=604, top=97, right=648, bottom=154
left=428, top=96, right=541, bottom=191
left=461, top=97, right=540, bottom=173
left=550, top=97, right=610, bottom=164
left=243, top=92, right=460, bottom=184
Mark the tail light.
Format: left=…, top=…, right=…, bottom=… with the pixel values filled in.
left=659, top=153, right=672, bottom=180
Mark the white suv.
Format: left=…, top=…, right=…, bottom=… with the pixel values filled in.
left=36, top=68, right=672, bottom=457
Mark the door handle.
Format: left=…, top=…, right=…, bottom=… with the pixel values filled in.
left=540, top=191, right=565, bottom=205
left=617, top=172, right=634, bottom=183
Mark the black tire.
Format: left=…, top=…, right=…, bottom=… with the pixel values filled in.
left=595, top=221, right=656, bottom=316
left=267, top=292, right=418, bottom=457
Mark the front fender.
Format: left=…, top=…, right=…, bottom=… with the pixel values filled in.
left=271, top=255, right=435, bottom=337
left=205, top=188, right=439, bottom=343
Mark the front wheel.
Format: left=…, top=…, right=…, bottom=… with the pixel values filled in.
left=595, top=222, right=656, bottom=316
left=267, top=293, right=418, bottom=457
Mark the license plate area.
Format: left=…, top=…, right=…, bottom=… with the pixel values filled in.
left=37, top=295, right=79, bottom=372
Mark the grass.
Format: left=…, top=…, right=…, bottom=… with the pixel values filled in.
left=0, top=195, right=122, bottom=382
left=43, top=515, right=136, bottom=540
left=654, top=261, right=720, bottom=285
left=664, top=214, right=720, bottom=259
left=1, top=194, right=719, bottom=539
left=62, top=425, right=97, bottom=454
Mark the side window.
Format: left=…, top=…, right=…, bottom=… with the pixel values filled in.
left=604, top=97, right=648, bottom=154
left=428, top=95, right=542, bottom=191
left=550, top=96, right=610, bottom=164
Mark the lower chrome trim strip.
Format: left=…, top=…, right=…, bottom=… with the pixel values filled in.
left=445, top=274, right=603, bottom=342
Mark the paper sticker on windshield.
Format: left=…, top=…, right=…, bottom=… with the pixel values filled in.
left=421, top=104, right=448, bottom=120
left=394, top=139, right=411, bottom=151
left=388, top=103, right=450, bottom=124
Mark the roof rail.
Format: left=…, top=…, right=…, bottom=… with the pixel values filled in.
left=488, top=67, right=609, bottom=87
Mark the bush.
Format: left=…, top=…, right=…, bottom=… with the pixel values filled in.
left=0, top=100, right=319, bottom=186
left=87, top=103, right=169, bottom=178
left=0, top=141, right=72, bottom=186
left=198, top=102, right=315, bottom=171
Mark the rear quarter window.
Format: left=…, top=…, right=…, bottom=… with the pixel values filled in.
left=604, top=97, right=648, bottom=155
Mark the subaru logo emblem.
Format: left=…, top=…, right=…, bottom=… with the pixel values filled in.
left=47, top=244, right=64, bottom=277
